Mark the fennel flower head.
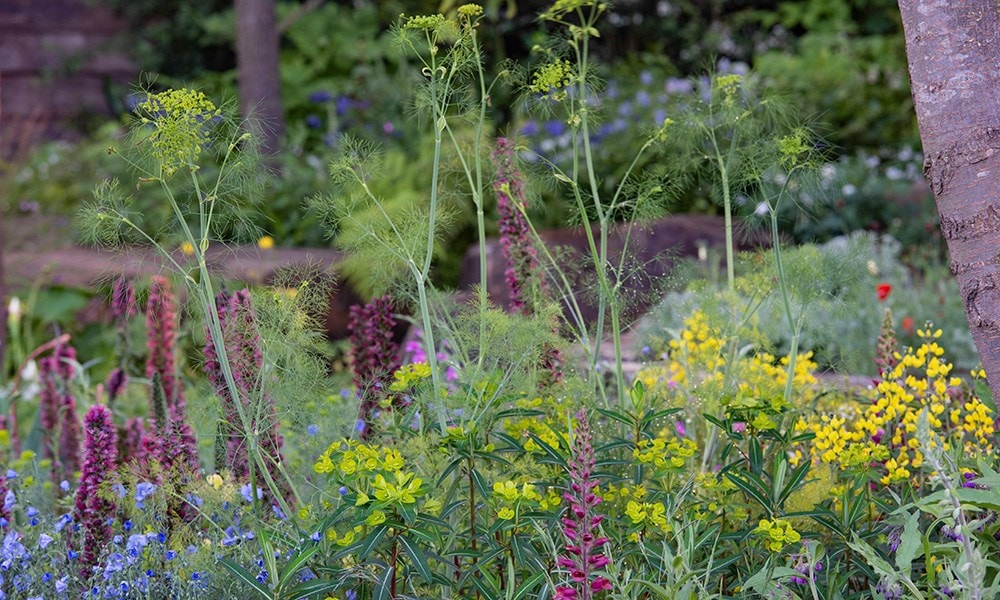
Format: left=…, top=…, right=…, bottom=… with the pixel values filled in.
left=135, top=89, right=222, bottom=177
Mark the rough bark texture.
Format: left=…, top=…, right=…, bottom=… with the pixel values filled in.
left=898, top=1, right=1000, bottom=396
left=235, top=0, right=284, bottom=156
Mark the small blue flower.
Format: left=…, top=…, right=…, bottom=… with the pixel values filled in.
left=26, top=506, right=37, bottom=517
left=38, top=534, right=53, bottom=549
left=112, top=483, right=127, bottom=499
left=105, top=553, right=126, bottom=574
left=42, top=572, right=52, bottom=583
left=640, top=70, right=654, bottom=86
left=338, top=486, right=348, bottom=496
left=272, top=505, right=286, bottom=520
left=191, top=571, right=201, bottom=581
left=54, top=513, right=72, bottom=532
left=544, top=120, right=565, bottom=137
left=186, top=545, right=197, bottom=554
left=520, top=120, right=539, bottom=136
left=155, top=532, right=167, bottom=543
left=122, top=519, right=132, bottom=532
left=165, top=550, right=177, bottom=561
left=305, top=114, right=322, bottom=130
left=135, top=482, right=157, bottom=509
left=240, top=484, right=263, bottom=504
left=5, top=470, right=17, bottom=480
left=2, top=491, right=14, bottom=512
left=56, top=575, right=69, bottom=592
left=68, top=549, right=79, bottom=560
left=308, top=90, right=332, bottom=104
left=307, top=424, right=319, bottom=436
left=335, top=95, right=352, bottom=116
left=60, top=480, right=70, bottom=492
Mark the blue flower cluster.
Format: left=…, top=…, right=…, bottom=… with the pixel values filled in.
left=301, top=90, right=402, bottom=149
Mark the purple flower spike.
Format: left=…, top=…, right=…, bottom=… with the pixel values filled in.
left=348, top=295, right=401, bottom=438
left=204, top=289, right=289, bottom=506
left=555, top=409, right=612, bottom=600
left=74, top=404, right=119, bottom=576
left=0, top=471, right=10, bottom=527
left=38, top=341, right=80, bottom=484
left=492, top=137, right=544, bottom=314
left=112, top=277, right=138, bottom=320
left=146, top=276, right=183, bottom=408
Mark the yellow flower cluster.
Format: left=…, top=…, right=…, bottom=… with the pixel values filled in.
left=743, top=351, right=819, bottom=399
left=389, top=362, right=433, bottom=392
left=401, top=13, right=448, bottom=30
left=625, top=500, right=670, bottom=534
left=491, top=480, right=560, bottom=520
left=601, top=482, right=646, bottom=503
left=314, top=440, right=425, bottom=508
left=633, top=434, right=697, bottom=471
left=502, top=395, right=572, bottom=453
left=457, top=4, right=483, bottom=17
left=752, top=518, right=801, bottom=552
left=639, top=311, right=818, bottom=427
left=692, top=472, right=749, bottom=523
left=796, top=326, right=994, bottom=486
left=529, top=59, right=575, bottom=101
left=637, top=310, right=727, bottom=393
left=136, top=89, right=221, bottom=177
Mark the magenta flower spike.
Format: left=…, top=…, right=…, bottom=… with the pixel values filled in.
left=104, top=367, right=128, bottom=405
left=146, top=276, right=183, bottom=408
left=493, top=138, right=565, bottom=386
left=112, top=276, right=138, bottom=320
left=144, top=277, right=199, bottom=476
left=38, top=355, right=62, bottom=466
left=492, top=137, right=545, bottom=314
left=58, top=392, right=82, bottom=480
left=38, top=342, right=79, bottom=483
left=348, top=294, right=401, bottom=437
left=74, top=403, right=119, bottom=574
left=107, top=277, right=137, bottom=406
left=0, top=470, right=10, bottom=528
left=555, top=409, right=612, bottom=600
left=204, top=289, right=288, bottom=503
left=875, top=308, right=898, bottom=384
left=120, top=416, right=148, bottom=465
left=166, top=402, right=201, bottom=476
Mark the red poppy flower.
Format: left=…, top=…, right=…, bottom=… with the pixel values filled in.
left=877, top=283, right=892, bottom=302
left=902, top=316, right=914, bottom=333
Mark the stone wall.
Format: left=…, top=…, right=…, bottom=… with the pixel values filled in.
left=0, top=0, right=135, bottom=158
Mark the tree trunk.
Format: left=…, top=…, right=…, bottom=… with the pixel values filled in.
left=235, top=0, right=284, bottom=157
left=898, top=1, right=1000, bottom=397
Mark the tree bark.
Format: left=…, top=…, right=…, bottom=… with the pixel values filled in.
left=898, top=1, right=1000, bottom=397
left=235, top=0, right=285, bottom=157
